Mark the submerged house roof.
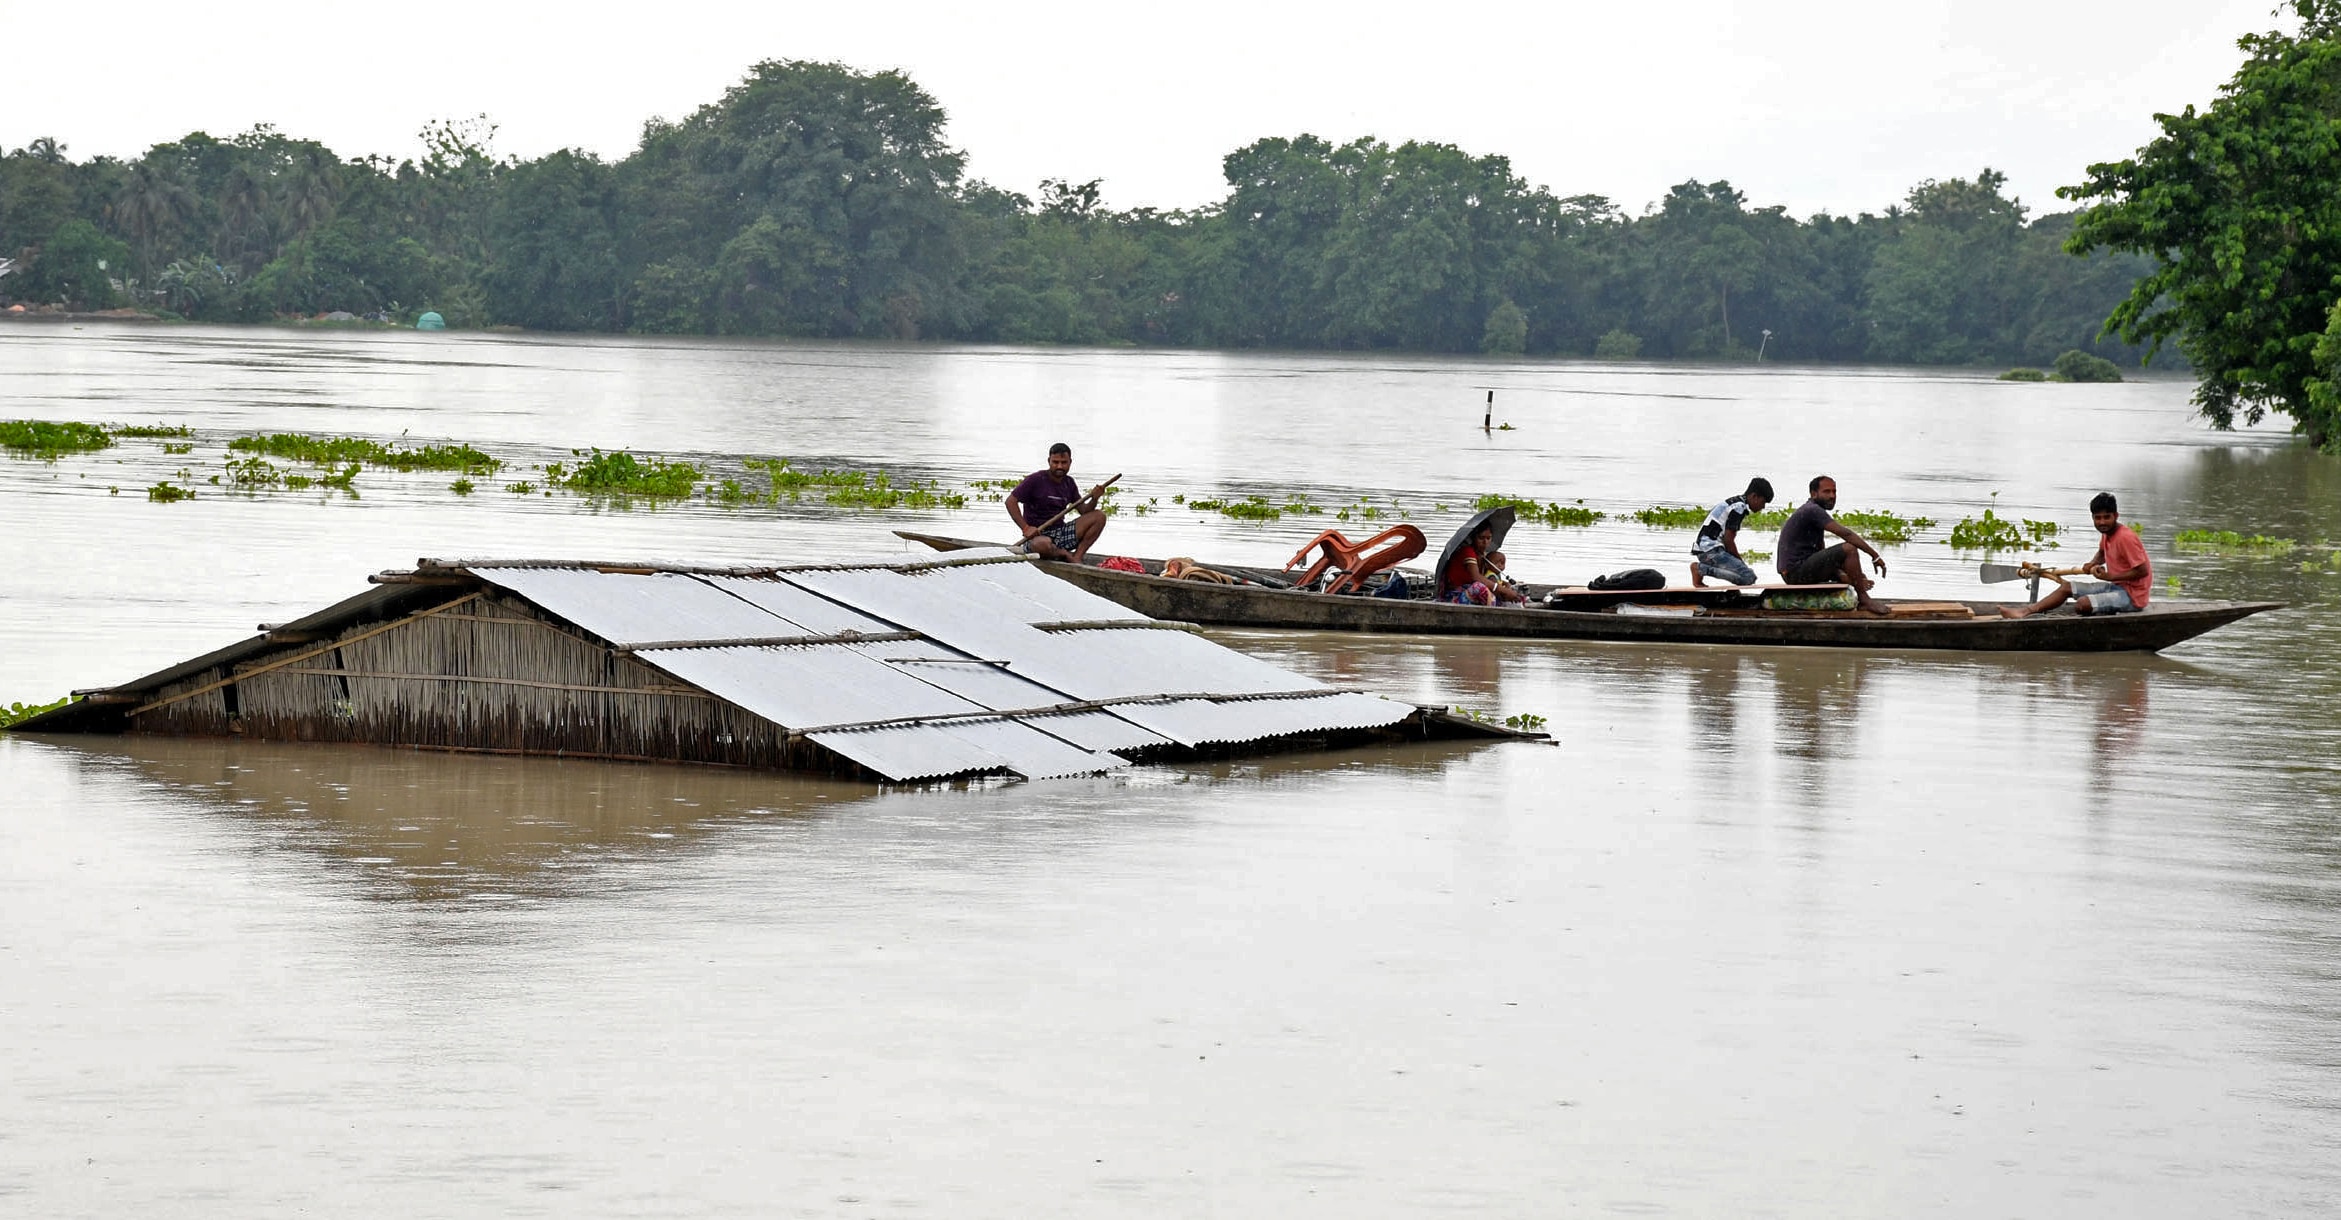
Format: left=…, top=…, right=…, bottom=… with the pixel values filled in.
left=28, top=551, right=1510, bottom=783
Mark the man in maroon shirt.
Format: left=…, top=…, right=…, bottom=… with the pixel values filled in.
left=2000, top=492, right=2154, bottom=618
left=1005, top=442, right=1110, bottom=562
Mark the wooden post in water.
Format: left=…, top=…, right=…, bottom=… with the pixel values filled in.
left=1483, top=390, right=1493, bottom=431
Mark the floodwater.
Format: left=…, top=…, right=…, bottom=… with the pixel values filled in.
left=3, top=324, right=2338, bottom=1216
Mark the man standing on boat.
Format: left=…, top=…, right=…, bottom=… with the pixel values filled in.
left=1006, top=442, right=1109, bottom=563
left=1775, top=475, right=1889, bottom=615
left=1688, top=477, right=1773, bottom=587
left=1999, top=492, right=2152, bottom=619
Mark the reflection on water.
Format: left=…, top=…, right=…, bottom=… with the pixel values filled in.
left=5, top=328, right=2341, bottom=1215
left=36, top=736, right=870, bottom=901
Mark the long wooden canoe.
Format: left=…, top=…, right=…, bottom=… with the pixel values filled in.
left=896, top=532, right=2279, bottom=653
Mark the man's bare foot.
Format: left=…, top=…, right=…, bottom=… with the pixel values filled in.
left=1860, top=597, right=1892, bottom=617
left=1688, top=562, right=1706, bottom=588
left=1998, top=605, right=2029, bottom=620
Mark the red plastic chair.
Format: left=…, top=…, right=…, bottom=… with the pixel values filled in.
left=1283, top=525, right=1427, bottom=596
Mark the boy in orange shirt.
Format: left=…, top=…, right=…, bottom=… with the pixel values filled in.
left=2000, top=492, right=2153, bottom=618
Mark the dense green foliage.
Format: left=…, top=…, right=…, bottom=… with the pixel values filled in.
left=2063, top=1, right=2341, bottom=448
left=4, top=60, right=2152, bottom=367
left=2052, top=349, right=2123, bottom=382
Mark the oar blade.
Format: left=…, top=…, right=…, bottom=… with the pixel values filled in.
left=1978, top=562, right=2030, bottom=584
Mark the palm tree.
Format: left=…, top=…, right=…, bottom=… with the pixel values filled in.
left=114, top=162, right=196, bottom=286
left=278, top=148, right=340, bottom=238
left=218, top=163, right=269, bottom=273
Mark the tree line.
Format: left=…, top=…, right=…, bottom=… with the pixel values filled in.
left=1, top=59, right=2152, bottom=370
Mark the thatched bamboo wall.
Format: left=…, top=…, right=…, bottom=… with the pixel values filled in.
left=127, top=590, right=841, bottom=771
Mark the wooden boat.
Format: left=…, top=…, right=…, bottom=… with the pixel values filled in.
left=896, top=532, right=2279, bottom=653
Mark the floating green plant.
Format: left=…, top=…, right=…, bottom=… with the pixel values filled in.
left=1, top=420, right=114, bottom=458
left=1474, top=494, right=1603, bottom=527
left=112, top=423, right=192, bottom=438
left=711, top=478, right=751, bottom=505
left=1833, top=510, right=1936, bottom=544
left=822, top=472, right=968, bottom=511
left=2173, top=529, right=2297, bottom=554
left=1946, top=509, right=2060, bottom=551
left=506, top=480, right=538, bottom=495
left=1998, top=368, right=2048, bottom=382
left=224, top=456, right=284, bottom=487
left=449, top=478, right=476, bottom=495
left=146, top=481, right=194, bottom=503
left=545, top=449, right=701, bottom=497
left=229, top=433, right=501, bottom=475
left=1190, top=495, right=1283, bottom=521
left=0, top=694, right=74, bottom=730
left=162, top=442, right=193, bottom=455
left=1633, top=505, right=1709, bottom=528
left=1504, top=712, right=1547, bottom=731
left=967, top=477, right=1021, bottom=493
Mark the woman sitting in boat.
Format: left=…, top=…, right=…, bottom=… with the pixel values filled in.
left=1441, top=523, right=1527, bottom=606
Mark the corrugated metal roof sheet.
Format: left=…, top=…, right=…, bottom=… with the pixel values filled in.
left=700, top=575, right=898, bottom=636
left=1018, top=710, right=1174, bottom=754
left=638, top=645, right=985, bottom=729
left=779, top=565, right=1316, bottom=702
left=919, top=561, right=1151, bottom=624
left=928, top=718, right=1129, bottom=779
left=886, top=658, right=1068, bottom=711
left=1037, top=628, right=1316, bottom=699
left=476, top=568, right=793, bottom=645
left=780, top=566, right=1046, bottom=667
left=807, top=717, right=1127, bottom=782
left=806, top=722, right=1013, bottom=782
left=1114, top=692, right=1411, bottom=748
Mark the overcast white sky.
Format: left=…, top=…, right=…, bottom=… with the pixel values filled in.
left=0, top=0, right=2281, bottom=219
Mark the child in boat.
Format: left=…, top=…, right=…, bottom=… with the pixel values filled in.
left=1999, top=492, right=2152, bottom=618
left=1441, top=523, right=1526, bottom=605
left=1688, top=477, right=1773, bottom=587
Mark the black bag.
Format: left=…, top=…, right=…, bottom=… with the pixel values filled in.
left=1371, top=572, right=1411, bottom=599
left=1588, top=568, right=1667, bottom=591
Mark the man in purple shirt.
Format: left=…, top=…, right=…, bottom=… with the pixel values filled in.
left=1005, top=442, right=1109, bottom=562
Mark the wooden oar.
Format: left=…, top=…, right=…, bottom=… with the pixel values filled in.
left=1014, top=472, right=1121, bottom=554
left=1978, top=561, right=2090, bottom=584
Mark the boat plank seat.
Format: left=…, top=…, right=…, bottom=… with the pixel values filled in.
left=1283, top=525, right=1427, bottom=596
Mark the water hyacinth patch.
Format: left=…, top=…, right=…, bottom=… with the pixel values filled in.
left=1633, top=505, right=1709, bottom=528
left=1946, top=509, right=2060, bottom=551
left=0, top=695, right=74, bottom=729
left=545, top=449, right=701, bottom=497
left=1474, top=494, right=1602, bottom=527
left=2173, top=530, right=2297, bottom=554
left=1190, top=495, right=1284, bottom=520
left=146, top=481, right=194, bottom=502
left=112, top=423, right=193, bottom=438
left=230, top=433, right=501, bottom=475
left=1832, top=510, right=1937, bottom=544
left=1, top=420, right=114, bottom=458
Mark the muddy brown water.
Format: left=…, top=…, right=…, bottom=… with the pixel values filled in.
left=3, top=325, right=2338, bottom=1215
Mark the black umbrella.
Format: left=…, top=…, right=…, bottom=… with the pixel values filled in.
left=1434, top=506, right=1515, bottom=594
